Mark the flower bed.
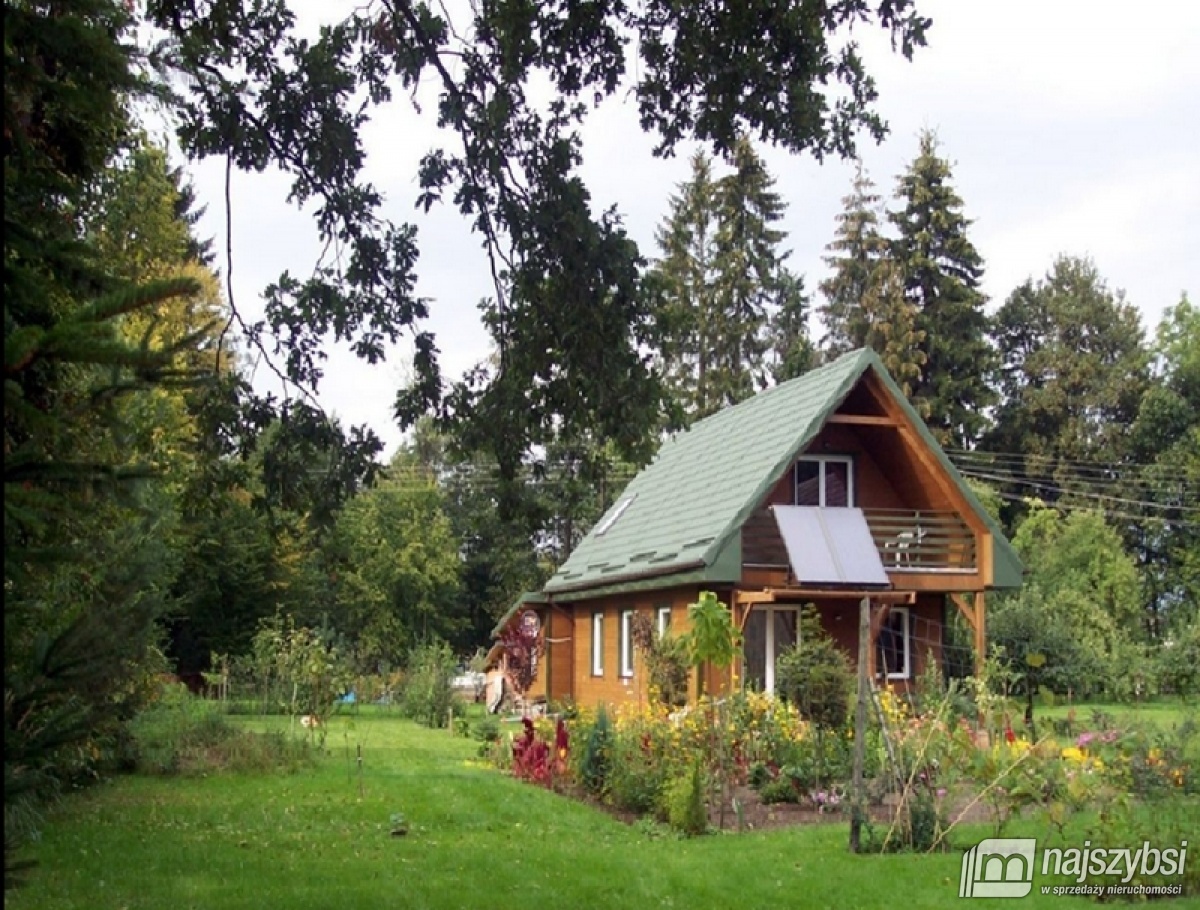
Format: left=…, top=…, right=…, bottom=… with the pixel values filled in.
left=487, top=687, right=1198, bottom=897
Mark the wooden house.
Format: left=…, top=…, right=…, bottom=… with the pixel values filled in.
left=496, top=349, right=1022, bottom=708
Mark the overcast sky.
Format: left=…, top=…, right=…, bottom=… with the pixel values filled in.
left=188, top=0, right=1200, bottom=457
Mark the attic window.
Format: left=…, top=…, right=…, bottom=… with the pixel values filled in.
left=595, top=494, right=636, bottom=536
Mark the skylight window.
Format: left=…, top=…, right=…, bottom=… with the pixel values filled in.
left=594, top=494, right=636, bottom=536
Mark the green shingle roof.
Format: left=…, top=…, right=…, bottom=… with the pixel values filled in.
left=544, top=348, right=1022, bottom=595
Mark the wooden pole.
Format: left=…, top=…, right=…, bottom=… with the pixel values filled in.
left=974, top=591, right=987, bottom=677
left=850, top=595, right=870, bottom=853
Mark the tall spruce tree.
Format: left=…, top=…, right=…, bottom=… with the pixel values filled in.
left=708, top=137, right=790, bottom=411
left=889, top=131, right=995, bottom=446
left=652, top=139, right=804, bottom=419
left=819, top=163, right=925, bottom=393
left=819, top=164, right=887, bottom=356
left=653, top=151, right=719, bottom=416
left=767, top=269, right=816, bottom=383
left=858, top=258, right=926, bottom=401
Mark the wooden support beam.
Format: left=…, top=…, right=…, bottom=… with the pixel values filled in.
left=764, top=588, right=915, bottom=603
left=827, top=413, right=900, bottom=426
left=980, top=531, right=995, bottom=588
left=975, top=591, right=987, bottom=677
left=734, top=590, right=777, bottom=606
left=949, top=592, right=987, bottom=677
left=950, top=592, right=977, bottom=629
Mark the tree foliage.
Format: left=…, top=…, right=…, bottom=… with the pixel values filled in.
left=988, top=256, right=1150, bottom=467
left=146, top=0, right=928, bottom=476
left=652, top=141, right=810, bottom=419
left=889, top=131, right=994, bottom=446
left=1125, top=295, right=1200, bottom=634
left=991, top=503, right=1144, bottom=701
left=775, top=607, right=853, bottom=731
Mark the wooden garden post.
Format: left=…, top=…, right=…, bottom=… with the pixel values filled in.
left=850, top=595, right=870, bottom=853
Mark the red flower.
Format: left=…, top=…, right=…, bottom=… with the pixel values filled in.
left=1005, top=725, right=1016, bottom=744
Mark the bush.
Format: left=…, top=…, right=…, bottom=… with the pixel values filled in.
left=399, top=642, right=458, bottom=728
left=775, top=607, right=853, bottom=731
left=1158, top=623, right=1200, bottom=700
left=607, top=744, right=666, bottom=815
left=758, top=776, right=800, bottom=805
left=577, top=705, right=613, bottom=797
left=129, top=684, right=310, bottom=775
left=664, top=764, right=707, bottom=835
left=630, top=613, right=690, bottom=707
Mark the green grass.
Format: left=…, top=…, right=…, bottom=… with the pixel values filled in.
left=1035, top=697, right=1195, bottom=730
left=7, top=710, right=1196, bottom=910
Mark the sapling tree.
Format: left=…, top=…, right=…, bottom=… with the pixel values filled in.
left=684, top=591, right=742, bottom=828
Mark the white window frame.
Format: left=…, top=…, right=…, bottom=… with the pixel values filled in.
left=656, top=605, right=672, bottom=637
left=619, top=609, right=635, bottom=679
left=746, top=605, right=800, bottom=695
left=795, top=455, right=855, bottom=507
left=591, top=612, right=604, bottom=676
left=878, top=607, right=912, bottom=681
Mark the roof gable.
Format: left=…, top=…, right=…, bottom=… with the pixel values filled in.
left=544, top=348, right=1022, bottom=594
left=545, top=350, right=873, bottom=593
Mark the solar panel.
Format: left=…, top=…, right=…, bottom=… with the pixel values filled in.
left=771, top=506, right=890, bottom=586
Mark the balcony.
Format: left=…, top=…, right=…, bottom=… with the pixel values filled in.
left=742, top=507, right=976, bottom=573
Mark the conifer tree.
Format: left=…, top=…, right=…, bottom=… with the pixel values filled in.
left=653, top=151, right=719, bottom=417
left=889, top=131, right=995, bottom=447
left=987, top=256, right=1150, bottom=467
left=819, top=164, right=888, bottom=357
left=859, top=259, right=926, bottom=402
left=819, top=163, right=925, bottom=393
left=652, top=139, right=806, bottom=418
left=768, top=270, right=816, bottom=383
left=708, top=137, right=790, bottom=411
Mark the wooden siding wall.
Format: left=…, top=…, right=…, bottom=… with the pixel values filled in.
left=545, top=606, right=574, bottom=702
left=567, top=587, right=712, bottom=709
left=553, top=588, right=945, bottom=709
left=815, top=592, right=944, bottom=692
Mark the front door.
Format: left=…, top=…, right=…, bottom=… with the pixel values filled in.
left=742, top=606, right=799, bottom=694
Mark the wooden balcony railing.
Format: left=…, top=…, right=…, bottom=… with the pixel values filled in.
left=741, top=507, right=976, bottom=573
left=863, top=509, right=976, bottom=572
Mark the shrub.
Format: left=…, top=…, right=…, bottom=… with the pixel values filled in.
left=399, top=642, right=457, bottom=728
left=758, top=776, right=800, bottom=805
left=607, top=741, right=667, bottom=815
left=577, top=705, right=613, bottom=798
left=1158, top=623, right=1200, bottom=700
left=664, top=764, right=707, bottom=835
left=775, top=607, right=853, bottom=789
left=630, top=612, right=689, bottom=707
left=129, top=684, right=310, bottom=775
left=511, top=717, right=569, bottom=788
left=473, top=714, right=501, bottom=744
left=775, top=607, right=853, bottom=732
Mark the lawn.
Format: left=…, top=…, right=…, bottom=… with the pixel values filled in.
left=1035, top=697, right=1195, bottom=730
left=7, top=710, right=1195, bottom=910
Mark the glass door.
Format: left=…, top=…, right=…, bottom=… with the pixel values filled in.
left=742, top=607, right=799, bottom=694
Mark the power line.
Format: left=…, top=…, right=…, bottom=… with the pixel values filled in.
left=954, top=467, right=1198, bottom=513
